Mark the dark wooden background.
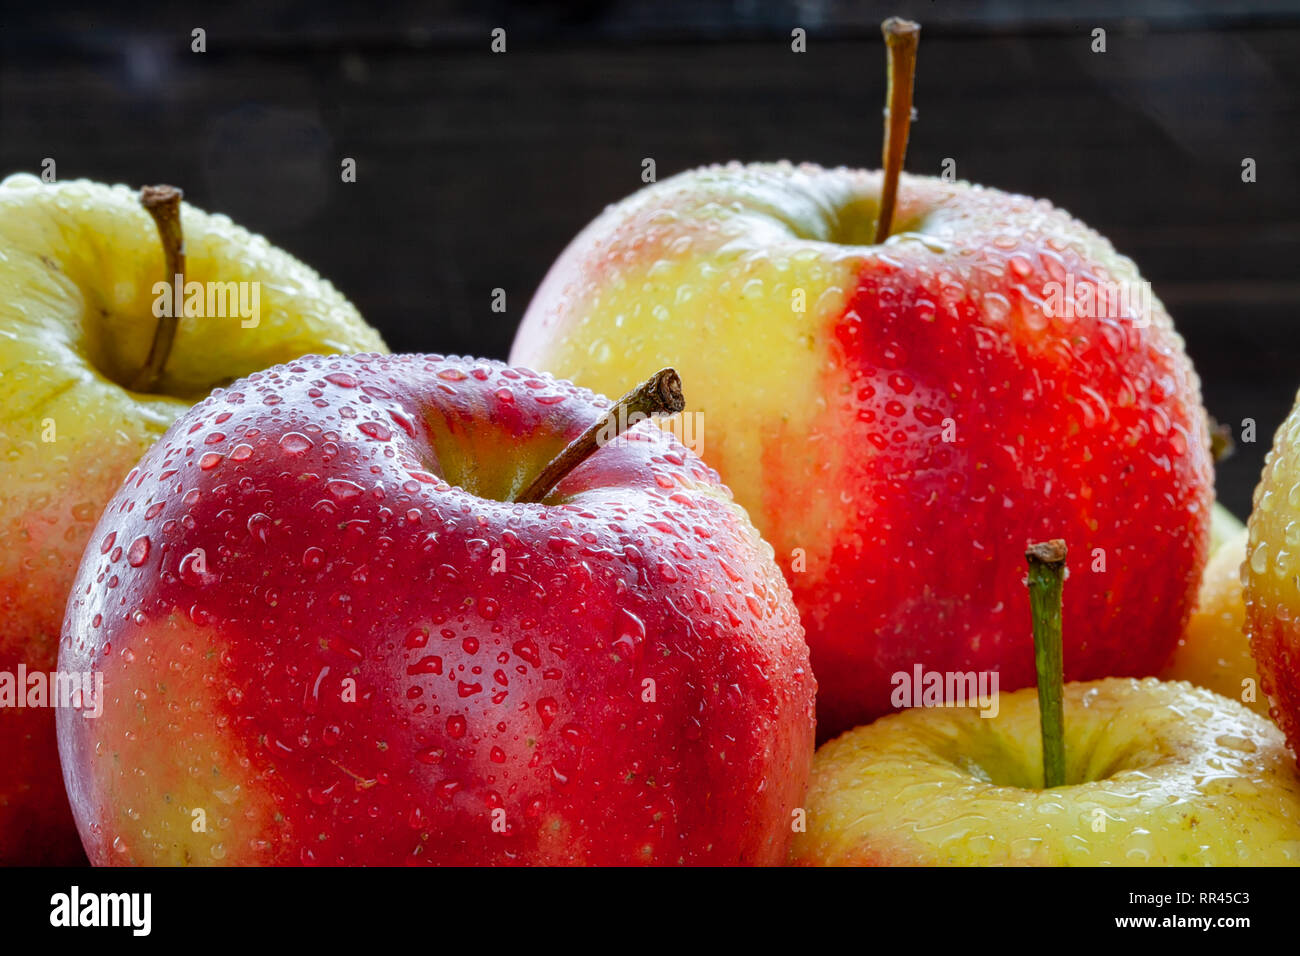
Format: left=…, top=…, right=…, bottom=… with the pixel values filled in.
left=2, top=0, right=1298, bottom=517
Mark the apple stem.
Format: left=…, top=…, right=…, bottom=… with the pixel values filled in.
left=515, top=368, right=685, bottom=504
left=129, top=184, right=186, bottom=393
left=1025, top=539, right=1067, bottom=789
left=1209, top=416, right=1234, bottom=463
left=873, top=17, right=920, bottom=244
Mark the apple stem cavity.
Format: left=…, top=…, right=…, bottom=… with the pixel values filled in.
left=129, top=184, right=186, bottom=394
left=873, top=17, right=920, bottom=244
left=1025, top=539, right=1067, bottom=789
left=515, top=367, right=686, bottom=504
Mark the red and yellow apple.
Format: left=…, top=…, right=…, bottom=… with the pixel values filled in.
left=512, top=160, right=1213, bottom=738
left=57, top=354, right=816, bottom=865
left=1244, top=391, right=1300, bottom=756
left=0, top=174, right=385, bottom=863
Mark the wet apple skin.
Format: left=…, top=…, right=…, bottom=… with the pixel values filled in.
left=514, top=163, right=1213, bottom=740
left=57, top=354, right=816, bottom=865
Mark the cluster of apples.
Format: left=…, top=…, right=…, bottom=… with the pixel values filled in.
left=5, top=18, right=1300, bottom=866
left=1, top=177, right=813, bottom=866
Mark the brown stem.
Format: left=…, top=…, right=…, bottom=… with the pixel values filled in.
left=516, top=368, right=685, bottom=504
left=873, top=17, right=920, bottom=244
left=1209, top=416, right=1234, bottom=463
left=1025, top=539, right=1067, bottom=789
left=129, top=184, right=186, bottom=393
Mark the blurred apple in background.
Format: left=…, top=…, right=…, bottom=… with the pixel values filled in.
left=1209, top=500, right=1245, bottom=557
left=1244, top=391, right=1300, bottom=758
left=0, top=174, right=386, bottom=863
left=57, top=355, right=815, bottom=865
left=1161, top=519, right=1269, bottom=718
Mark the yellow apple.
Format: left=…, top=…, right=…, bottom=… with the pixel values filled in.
left=1161, top=519, right=1270, bottom=718
left=0, top=173, right=386, bottom=862
left=790, top=677, right=1300, bottom=865
left=1209, top=500, right=1245, bottom=557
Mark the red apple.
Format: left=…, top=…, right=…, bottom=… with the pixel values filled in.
left=57, top=353, right=815, bottom=865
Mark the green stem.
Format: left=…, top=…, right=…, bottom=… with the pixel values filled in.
left=1025, top=539, right=1067, bottom=789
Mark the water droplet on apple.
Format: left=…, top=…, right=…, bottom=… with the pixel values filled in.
left=513, top=639, right=541, bottom=668
left=126, top=535, right=151, bottom=567
left=247, top=513, right=271, bottom=543
left=388, top=408, right=416, bottom=437
left=537, top=697, right=559, bottom=729
left=435, top=780, right=461, bottom=802
left=613, top=607, right=646, bottom=659
left=407, top=656, right=443, bottom=676
left=326, top=479, right=364, bottom=501
left=179, top=551, right=208, bottom=586
left=279, top=432, right=314, bottom=455
left=1215, top=734, right=1258, bottom=754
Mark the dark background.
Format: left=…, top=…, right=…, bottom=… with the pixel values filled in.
left=2, top=0, right=1298, bottom=517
